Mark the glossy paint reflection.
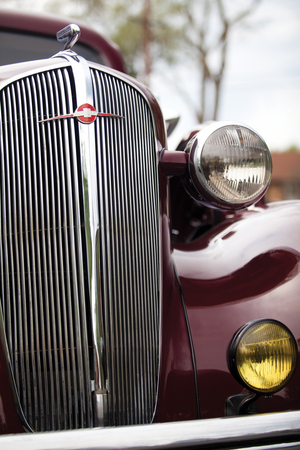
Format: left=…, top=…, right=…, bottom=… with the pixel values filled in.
left=181, top=248, right=300, bottom=307
left=174, top=201, right=300, bottom=418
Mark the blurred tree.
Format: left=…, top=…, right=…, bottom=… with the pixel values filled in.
left=286, top=145, right=300, bottom=153
left=65, top=0, right=184, bottom=85
left=170, top=0, right=262, bottom=122
left=70, top=0, right=261, bottom=122
left=4, top=0, right=261, bottom=123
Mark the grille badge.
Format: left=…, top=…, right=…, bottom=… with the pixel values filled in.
left=39, top=103, right=124, bottom=124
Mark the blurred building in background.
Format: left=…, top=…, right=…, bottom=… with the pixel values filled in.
left=266, top=152, right=300, bottom=201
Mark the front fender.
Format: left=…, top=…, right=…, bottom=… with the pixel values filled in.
left=174, top=201, right=300, bottom=418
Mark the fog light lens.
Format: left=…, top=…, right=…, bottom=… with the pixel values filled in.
left=228, top=319, right=298, bottom=394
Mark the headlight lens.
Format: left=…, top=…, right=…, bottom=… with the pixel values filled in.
left=185, top=122, right=272, bottom=210
left=200, top=125, right=271, bottom=203
left=228, top=319, right=298, bottom=394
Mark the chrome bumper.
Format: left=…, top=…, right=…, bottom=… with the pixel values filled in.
left=0, top=411, right=299, bottom=450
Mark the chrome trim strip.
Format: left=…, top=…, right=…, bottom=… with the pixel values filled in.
left=0, top=411, right=299, bottom=450
left=60, top=53, right=108, bottom=426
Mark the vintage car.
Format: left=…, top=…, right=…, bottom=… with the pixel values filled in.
left=0, top=9, right=299, bottom=449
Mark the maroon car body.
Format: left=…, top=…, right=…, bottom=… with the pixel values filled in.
left=0, top=9, right=299, bottom=441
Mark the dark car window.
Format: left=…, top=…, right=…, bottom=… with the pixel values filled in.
left=0, top=30, right=105, bottom=65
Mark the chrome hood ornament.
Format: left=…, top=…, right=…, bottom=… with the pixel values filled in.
left=56, top=23, right=81, bottom=50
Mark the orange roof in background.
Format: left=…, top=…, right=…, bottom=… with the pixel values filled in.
left=271, top=152, right=300, bottom=182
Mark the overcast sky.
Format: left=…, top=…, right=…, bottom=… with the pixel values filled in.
left=221, top=0, right=300, bottom=152
left=155, top=0, right=300, bottom=152
left=0, top=0, right=299, bottom=152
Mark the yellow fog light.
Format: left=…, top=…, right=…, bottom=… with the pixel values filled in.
left=228, top=319, right=298, bottom=394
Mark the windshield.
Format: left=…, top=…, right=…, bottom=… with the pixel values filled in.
left=0, top=30, right=105, bottom=65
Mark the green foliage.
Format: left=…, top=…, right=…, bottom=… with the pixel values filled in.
left=287, top=145, right=300, bottom=153
left=108, top=0, right=185, bottom=77
left=111, top=20, right=143, bottom=78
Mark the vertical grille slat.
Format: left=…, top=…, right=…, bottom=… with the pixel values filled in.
left=36, top=72, right=57, bottom=430
left=26, top=75, right=48, bottom=430
left=58, top=70, right=80, bottom=429
left=17, top=79, right=36, bottom=426
left=92, top=69, right=160, bottom=427
left=41, top=71, right=62, bottom=430
left=0, top=67, right=92, bottom=432
left=9, top=84, right=28, bottom=414
left=21, top=77, right=39, bottom=431
left=48, top=70, right=69, bottom=427
left=28, top=75, right=50, bottom=430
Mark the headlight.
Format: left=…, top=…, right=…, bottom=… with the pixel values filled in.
left=184, top=122, right=272, bottom=210
left=228, top=319, right=298, bottom=394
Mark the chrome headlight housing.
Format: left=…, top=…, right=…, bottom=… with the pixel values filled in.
left=184, top=122, right=272, bottom=210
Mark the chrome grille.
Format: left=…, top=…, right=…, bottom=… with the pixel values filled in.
left=91, top=69, right=160, bottom=426
left=0, top=62, right=160, bottom=431
left=0, top=68, right=92, bottom=431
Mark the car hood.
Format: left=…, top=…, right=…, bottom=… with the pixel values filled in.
left=0, top=57, right=68, bottom=87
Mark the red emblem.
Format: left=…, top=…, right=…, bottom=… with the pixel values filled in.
left=75, top=103, right=98, bottom=124
left=39, top=103, right=123, bottom=124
